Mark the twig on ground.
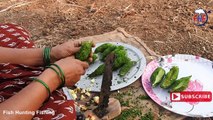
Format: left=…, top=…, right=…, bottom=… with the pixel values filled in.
left=91, top=5, right=105, bottom=17
left=173, top=16, right=178, bottom=22
left=0, top=1, right=32, bottom=13
left=56, top=0, right=86, bottom=9
left=153, top=40, right=165, bottom=44
left=191, top=34, right=212, bottom=44
left=124, top=4, right=132, bottom=11
left=91, top=1, right=110, bottom=17
left=195, top=27, right=198, bottom=34
left=88, top=2, right=96, bottom=13
left=179, top=33, right=184, bottom=40
left=67, top=4, right=86, bottom=9
left=188, top=32, right=191, bottom=39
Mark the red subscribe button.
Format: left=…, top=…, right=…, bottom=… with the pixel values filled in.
left=170, top=91, right=212, bottom=102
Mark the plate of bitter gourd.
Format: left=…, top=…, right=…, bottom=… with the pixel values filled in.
left=141, top=54, right=213, bottom=117
left=75, top=42, right=146, bottom=92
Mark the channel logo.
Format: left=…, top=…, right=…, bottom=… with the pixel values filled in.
left=193, top=8, right=208, bottom=26
left=170, top=91, right=212, bottom=102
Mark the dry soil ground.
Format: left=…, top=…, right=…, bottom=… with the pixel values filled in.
left=0, top=0, right=213, bottom=60
left=0, top=0, right=213, bottom=120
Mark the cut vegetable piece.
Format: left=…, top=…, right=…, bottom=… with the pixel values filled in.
left=113, top=49, right=130, bottom=70
left=160, top=66, right=179, bottom=89
left=119, top=61, right=137, bottom=77
left=170, top=76, right=191, bottom=92
left=94, top=43, right=111, bottom=53
left=150, top=67, right=166, bottom=87
left=101, top=45, right=117, bottom=61
left=88, top=64, right=105, bottom=78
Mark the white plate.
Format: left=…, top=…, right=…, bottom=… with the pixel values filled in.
left=75, top=42, right=146, bottom=92
left=141, top=54, right=213, bottom=117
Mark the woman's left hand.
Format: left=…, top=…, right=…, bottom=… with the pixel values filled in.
left=50, top=41, right=95, bottom=62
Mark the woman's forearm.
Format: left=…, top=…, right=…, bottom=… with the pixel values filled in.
left=0, top=69, right=60, bottom=120
left=0, top=47, right=44, bottom=66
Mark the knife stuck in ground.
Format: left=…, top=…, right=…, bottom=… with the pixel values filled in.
left=93, top=53, right=116, bottom=118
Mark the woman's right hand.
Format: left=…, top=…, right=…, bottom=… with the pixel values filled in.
left=54, top=57, right=89, bottom=87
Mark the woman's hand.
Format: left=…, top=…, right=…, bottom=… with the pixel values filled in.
left=0, top=56, right=89, bottom=120
left=50, top=41, right=95, bottom=62
left=54, top=57, right=89, bottom=87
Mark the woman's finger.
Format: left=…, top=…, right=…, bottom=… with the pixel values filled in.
left=70, top=55, right=75, bottom=59
left=89, top=52, right=93, bottom=57
left=73, top=41, right=82, bottom=47
left=78, top=61, right=89, bottom=69
left=71, top=47, right=81, bottom=53
left=88, top=57, right=93, bottom=63
left=80, top=69, right=86, bottom=75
